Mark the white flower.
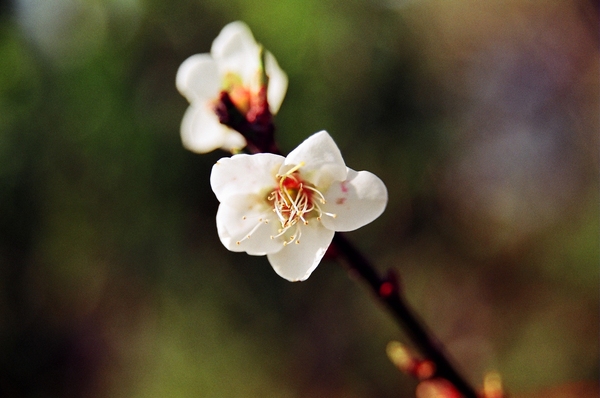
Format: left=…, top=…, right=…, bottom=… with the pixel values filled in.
left=176, top=21, right=288, bottom=153
left=210, top=131, right=388, bottom=281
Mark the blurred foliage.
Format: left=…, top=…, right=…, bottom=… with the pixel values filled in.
left=0, top=0, right=598, bottom=397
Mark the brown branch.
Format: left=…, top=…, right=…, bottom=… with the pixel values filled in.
left=332, top=233, right=478, bottom=398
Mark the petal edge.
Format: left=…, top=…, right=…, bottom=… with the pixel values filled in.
left=320, top=168, right=388, bottom=232
left=267, top=223, right=334, bottom=281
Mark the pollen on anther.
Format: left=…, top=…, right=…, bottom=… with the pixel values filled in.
left=236, top=241, right=241, bottom=245
left=242, top=216, right=247, bottom=220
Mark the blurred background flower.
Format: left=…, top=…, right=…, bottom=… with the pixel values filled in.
left=0, top=0, right=597, bottom=397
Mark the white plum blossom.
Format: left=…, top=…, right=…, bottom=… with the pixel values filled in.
left=176, top=21, right=288, bottom=153
left=210, top=131, right=388, bottom=281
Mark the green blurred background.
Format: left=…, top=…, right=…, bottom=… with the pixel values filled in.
left=0, top=0, right=597, bottom=397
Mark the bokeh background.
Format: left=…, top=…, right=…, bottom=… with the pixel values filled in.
left=0, top=0, right=598, bottom=397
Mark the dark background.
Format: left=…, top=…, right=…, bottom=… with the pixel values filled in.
left=0, top=0, right=597, bottom=396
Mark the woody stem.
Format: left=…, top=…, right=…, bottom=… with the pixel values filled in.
left=332, top=233, right=478, bottom=398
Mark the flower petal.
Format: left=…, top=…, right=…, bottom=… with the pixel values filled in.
left=320, top=168, right=388, bottom=232
left=211, top=21, right=257, bottom=60
left=181, top=105, right=243, bottom=154
left=211, top=153, right=283, bottom=203
left=216, top=201, right=283, bottom=255
left=211, top=21, right=260, bottom=83
left=176, top=54, right=220, bottom=103
left=283, top=131, right=347, bottom=188
left=220, top=129, right=248, bottom=152
left=264, top=50, right=288, bottom=114
left=267, top=222, right=335, bottom=281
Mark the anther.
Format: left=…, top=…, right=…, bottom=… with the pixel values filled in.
left=236, top=217, right=269, bottom=245
left=267, top=164, right=329, bottom=245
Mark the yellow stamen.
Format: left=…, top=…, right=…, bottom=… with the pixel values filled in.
left=266, top=162, right=335, bottom=246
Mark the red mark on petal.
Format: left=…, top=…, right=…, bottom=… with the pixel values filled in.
left=336, top=198, right=346, bottom=205
left=340, top=181, right=348, bottom=193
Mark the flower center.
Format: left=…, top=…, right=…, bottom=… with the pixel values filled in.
left=234, top=163, right=337, bottom=247
left=267, top=163, right=334, bottom=245
left=221, top=72, right=252, bottom=115
left=228, top=85, right=252, bottom=115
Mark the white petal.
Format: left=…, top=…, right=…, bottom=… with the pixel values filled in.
left=211, top=21, right=260, bottom=83
left=264, top=50, right=288, bottom=114
left=210, top=153, right=283, bottom=203
left=216, top=201, right=283, bottom=255
left=220, top=129, right=247, bottom=152
left=283, top=131, right=347, bottom=188
left=181, top=105, right=241, bottom=154
left=211, top=21, right=257, bottom=60
left=176, top=54, right=220, bottom=103
left=320, top=168, right=388, bottom=232
left=267, top=222, right=335, bottom=281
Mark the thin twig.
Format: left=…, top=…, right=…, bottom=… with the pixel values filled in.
left=332, top=233, right=478, bottom=398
